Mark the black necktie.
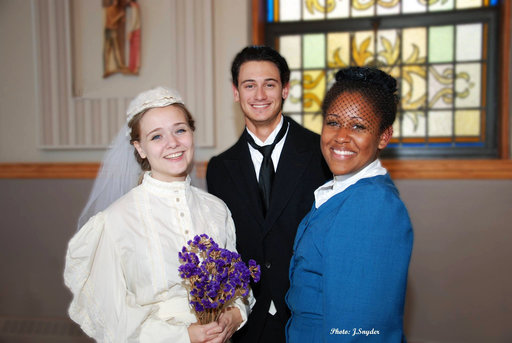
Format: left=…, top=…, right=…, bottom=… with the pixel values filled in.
left=245, top=118, right=289, bottom=215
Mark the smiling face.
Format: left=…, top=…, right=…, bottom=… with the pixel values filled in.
left=321, top=91, right=392, bottom=176
left=133, top=105, right=194, bottom=182
left=233, top=60, right=289, bottom=132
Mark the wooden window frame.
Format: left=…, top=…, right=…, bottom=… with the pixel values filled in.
left=0, top=0, right=511, bottom=180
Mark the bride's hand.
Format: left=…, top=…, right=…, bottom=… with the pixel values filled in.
left=215, top=307, right=243, bottom=343
left=188, top=307, right=242, bottom=343
left=188, top=322, right=222, bottom=343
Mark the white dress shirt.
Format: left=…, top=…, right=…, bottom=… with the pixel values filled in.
left=245, top=115, right=288, bottom=316
left=314, top=159, right=388, bottom=208
left=246, top=115, right=289, bottom=180
left=64, top=173, right=254, bottom=342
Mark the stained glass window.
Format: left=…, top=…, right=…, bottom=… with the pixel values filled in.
left=265, top=0, right=500, bottom=158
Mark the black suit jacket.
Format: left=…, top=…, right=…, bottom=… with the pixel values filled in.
left=206, top=117, right=331, bottom=343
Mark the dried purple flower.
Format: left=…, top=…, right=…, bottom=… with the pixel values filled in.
left=178, top=234, right=260, bottom=324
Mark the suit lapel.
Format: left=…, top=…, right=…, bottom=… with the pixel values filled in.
left=223, top=136, right=266, bottom=227
left=264, top=120, right=314, bottom=233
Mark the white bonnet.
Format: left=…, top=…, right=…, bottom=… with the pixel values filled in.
left=126, top=86, right=184, bottom=123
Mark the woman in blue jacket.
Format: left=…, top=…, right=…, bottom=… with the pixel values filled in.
left=286, top=67, right=413, bottom=342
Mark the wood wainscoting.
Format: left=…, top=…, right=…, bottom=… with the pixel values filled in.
left=2, top=160, right=512, bottom=179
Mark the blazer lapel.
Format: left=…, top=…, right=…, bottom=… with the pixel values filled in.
left=223, top=136, right=266, bottom=227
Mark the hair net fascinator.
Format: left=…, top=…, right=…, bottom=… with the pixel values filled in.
left=77, top=87, right=185, bottom=230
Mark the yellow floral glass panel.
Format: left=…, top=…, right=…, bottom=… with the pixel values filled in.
left=402, top=27, right=426, bottom=65
left=376, top=0, right=400, bottom=16
left=268, top=0, right=493, bottom=152
left=377, top=29, right=399, bottom=66
left=272, top=0, right=491, bottom=22
left=327, top=32, right=350, bottom=68
left=303, top=113, right=323, bottom=134
left=401, top=65, right=426, bottom=110
left=284, top=70, right=303, bottom=114
left=303, top=0, right=325, bottom=21
left=352, top=31, right=375, bottom=66
left=351, top=0, right=374, bottom=17
left=428, top=64, right=454, bottom=109
left=455, top=110, right=480, bottom=136
left=303, top=70, right=325, bottom=113
left=455, top=63, right=481, bottom=108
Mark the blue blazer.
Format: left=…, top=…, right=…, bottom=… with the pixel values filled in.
left=286, top=174, right=413, bottom=342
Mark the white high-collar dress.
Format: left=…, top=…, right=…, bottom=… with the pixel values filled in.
left=64, top=173, right=254, bottom=343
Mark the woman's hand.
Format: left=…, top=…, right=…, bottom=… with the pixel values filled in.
left=188, top=307, right=242, bottom=343
left=188, top=322, right=222, bottom=343
left=215, top=307, right=243, bottom=342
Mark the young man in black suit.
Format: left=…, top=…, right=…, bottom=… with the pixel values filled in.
left=206, top=46, right=331, bottom=343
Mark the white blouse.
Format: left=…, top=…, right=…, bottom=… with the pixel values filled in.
left=64, top=173, right=254, bottom=343
left=314, top=159, right=387, bottom=208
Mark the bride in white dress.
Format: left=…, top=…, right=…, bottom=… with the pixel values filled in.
left=64, top=87, right=254, bottom=343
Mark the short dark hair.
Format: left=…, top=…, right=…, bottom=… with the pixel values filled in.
left=231, top=46, right=290, bottom=87
left=322, top=67, right=399, bottom=133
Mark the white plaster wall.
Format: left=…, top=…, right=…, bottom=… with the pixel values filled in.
left=0, top=0, right=250, bottom=162
left=72, top=0, right=177, bottom=99
left=196, top=0, right=250, bottom=161
left=0, top=0, right=42, bottom=162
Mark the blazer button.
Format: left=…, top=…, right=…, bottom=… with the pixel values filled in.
left=265, top=262, right=271, bottom=269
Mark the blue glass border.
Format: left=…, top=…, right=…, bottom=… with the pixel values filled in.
left=455, top=142, right=485, bottom=147
left=427, top=143, right=452, bottom=147
left=267, top=0, right=274, bottom=22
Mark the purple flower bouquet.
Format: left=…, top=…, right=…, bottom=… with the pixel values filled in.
left=178, top=234, right=261, bottom=324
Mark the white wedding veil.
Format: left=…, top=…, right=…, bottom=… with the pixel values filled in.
left=76, top=124, right=140, bottom=230
left=76, top=87, right=185, bottom=230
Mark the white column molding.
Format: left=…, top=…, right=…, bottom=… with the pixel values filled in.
left=33, top=0, right=215, bottom=149
left=175, top=0, right=215, bottom=147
